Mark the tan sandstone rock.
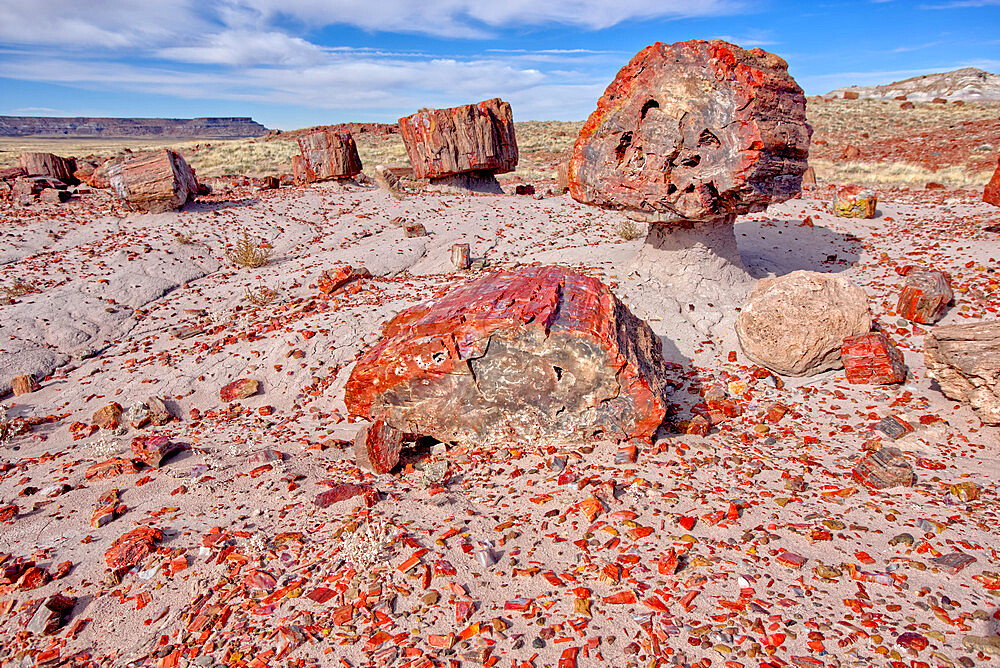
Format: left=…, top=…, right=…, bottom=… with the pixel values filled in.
left=736, top=271, right=872, bottom=376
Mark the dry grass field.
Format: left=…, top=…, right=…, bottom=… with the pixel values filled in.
left=2, top=100, right=996, bottom=187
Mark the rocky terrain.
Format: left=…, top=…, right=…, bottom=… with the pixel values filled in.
left=827, top=68, right=1000, bottom=102
left=0, top=117, right=268, bottom=139
left=0, top=48, right=999, bottom=668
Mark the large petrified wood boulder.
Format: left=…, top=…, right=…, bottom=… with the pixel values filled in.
left=398, top=98, right=517, bottom=192
left=566, top=40, right=812, bottom=345
left=345, top=265, right=673, bottom=464
left=19, top=152, right=77, bottom=183
left=569, top=40, right=811, bottom=223
left=294, top=130, right=363, bottom=183
left=925, top=321, right=1000, bottom=425
left=107, top=149, right=199, bottom=213
left=736, top=271, right=872, bottom=376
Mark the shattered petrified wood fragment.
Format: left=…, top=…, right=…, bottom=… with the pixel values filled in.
left=398, top=98, right=517, bottom=192
left=842, top=332, right=908, bottom=384
left=131, top=435, right=181, bottom=467
left=317, top=265, right=370, bottom=295
left=220, top=378, right=259, bottom=402
left=105, top=526, right=163, bottom=575
left=832, top=185, right=877, bottom=219
left=295, top=130, right=363, bottom=183
left=91, top=402, right=123, bottom=430
left=925, top=321, right=1000, bottom=425
left=345, top=265, right=674, bottom=454
left=897, top=270, right=953, bottom=324
left=353, top=420, right=404, bottom=475
left=107, top=149, right=200, bottom=213
left=853, top=447, right=915, bottom=489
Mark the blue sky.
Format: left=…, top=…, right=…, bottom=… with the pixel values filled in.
left=0, top=0, right=997, bottom=130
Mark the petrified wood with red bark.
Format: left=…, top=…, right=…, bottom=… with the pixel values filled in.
left=107, top=149, right=199, bottom=213
left=295, top=130, right=363, bottom=182
left=842, top=332, right=908, bottom=385
left=345, top=265, right=673, bottom=450
left=568, top=40, right=811, bottom=223
left=398, top=98, right=518, bottom=180
left=983, top=157, right=1000, bottom=207
left=19, top=152, right=77, bottom=183
left=897, top=270, right=953, bottom=324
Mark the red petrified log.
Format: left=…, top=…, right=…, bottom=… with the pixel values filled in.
left=897, top=270, right=953, bottom=324
left=353, top=420, right=404, bottom=474
left=85, top=458, right=142, bottom=480
left=108, top=149, right=199, bottom=213
left=842, top=332, right=908, bottom=385
left=398, top=99, right=518, bottom=179
left=345, top=265, right=673, bottom=452
left=318, top=265, right=370, bottom=295
left=19, top=152, right=77, bottom=183
left=982, top=157, right=999, bottom=207
left=314, top=484, right=369, bottom=508
left=105, top=526, right=163, bottom=574
left=295, top=130, right=363, bottom=182
left=568, top=40, right=811, bottom=223
left=11, top=374, right=39, bottom=396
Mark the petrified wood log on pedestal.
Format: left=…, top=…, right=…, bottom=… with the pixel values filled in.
left=19, top=152, right=77, bottom=183
left=345, top=265, right=674, bottom=459
left=566, top=40, right=812, bottom=343
left=568, top=40, right=811, bottom=223
left=925, top=321, right=1000, bottom=425
left=107, top=149, right=199, bottom=213
left=295, top=130, right=363, bottom=183
left=398, top=98, right=517, bottom=191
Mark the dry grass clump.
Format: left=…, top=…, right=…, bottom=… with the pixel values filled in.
left=616, top=219, right=644, bottom=241
left=173, top=230, right=195, bottom=245
left=0, top=281, right=40, bottom=305
left=245, top=283, right=279, bottom=307
left=226, top=232, right=271, bottom=268
left=810, top=159, right=992, bottom=189
left=180, top=138, right=299, bottom=177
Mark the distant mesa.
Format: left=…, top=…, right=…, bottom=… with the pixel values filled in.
left=826, top=67, right=1000, bottom=102
left=0, top=116, right=269, bottom=139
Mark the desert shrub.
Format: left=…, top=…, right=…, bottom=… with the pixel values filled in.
left=245, top=283, right=279, bottom=307
left=616, top=219, right=643, bottom=240
left=226, top=231, right=271, bottom=268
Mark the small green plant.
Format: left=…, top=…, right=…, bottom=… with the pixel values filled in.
left=616, top=219, right=643, bottom=241
left=226, top=232, right=271, bottom=268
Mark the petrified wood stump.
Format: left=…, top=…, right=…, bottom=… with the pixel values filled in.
left=19, top=152, right=77, bottom=183
left=567, top=40, right=812, bottom=340
left=925, top=321, right=1000, bottom=425
left=897, top=270, right=953, bottom=324
left=833, top=185, right=877, bottom=219
left=107, top=149, right=199, bottom=213
left=398, top=98, right=517, bottom=192
left=345, top=265, right=673, bottom=455
left=295, top=130, right=362, bottom=183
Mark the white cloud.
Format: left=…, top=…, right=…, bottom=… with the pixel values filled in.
left=157, top=31, right=327, bottom=66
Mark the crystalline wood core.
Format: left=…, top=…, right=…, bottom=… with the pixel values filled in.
left=344, top=265, right=674, bottom=446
